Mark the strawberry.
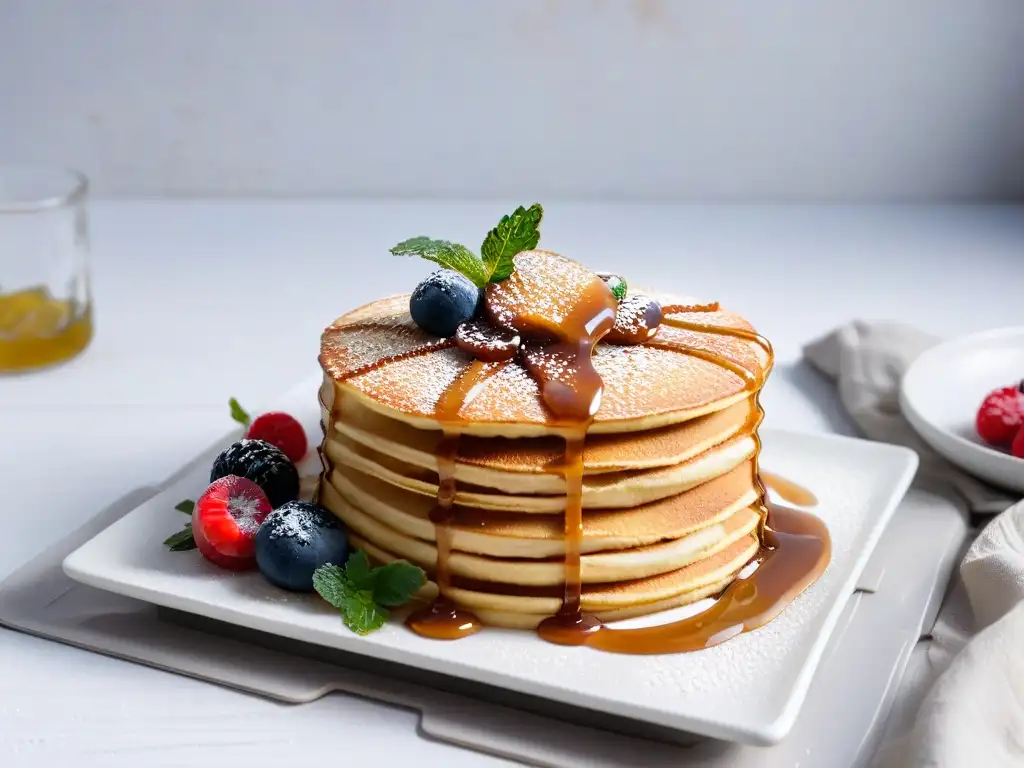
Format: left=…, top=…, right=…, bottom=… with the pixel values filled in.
left=191, top=518, right=252, bottom=571
left=976, top=384, right=1024, bottom=448
left=192, top=475, right=272, bottom=570
left=1011, top=424, right=1024, bottom=460
left=228, top=397, right=307, bottom=463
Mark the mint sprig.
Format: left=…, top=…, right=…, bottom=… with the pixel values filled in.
left=480, top=204, right=543, bottom=283
left=312, top=550, right=426, bottom=636
left=389, top=204, right=543, bottom=288
left=229, top=397, right=251, bottom=427
left=165, top=499, right=197, bottom=551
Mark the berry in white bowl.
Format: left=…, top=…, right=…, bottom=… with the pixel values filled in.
left=901, top=327, right=1024, bottom=493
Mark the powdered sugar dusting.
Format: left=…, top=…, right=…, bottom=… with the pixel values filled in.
left=319, top=290, right=765, bottom=426
left=455, top=319, right=520, bottom=362
left=263, top=505, right=321, bottom=546
left=424, top=268, right=477, bottom=298
left=485, top=250, right=606, bottom=334
left=607, top=293, right=662, bottom=343
left=228, top=495, right=267, bottom=536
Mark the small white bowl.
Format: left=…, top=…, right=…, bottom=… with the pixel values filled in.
left=901, top=327, right=1024, bottom=493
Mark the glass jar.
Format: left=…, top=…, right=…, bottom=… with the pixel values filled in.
left=0, top=166, right=93, bottom=372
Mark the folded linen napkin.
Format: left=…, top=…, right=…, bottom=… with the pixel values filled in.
left=803, top=321, right=1024, bottom=768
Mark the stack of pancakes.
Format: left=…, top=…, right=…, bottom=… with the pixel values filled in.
left=317, top=293, right=771, bottom=629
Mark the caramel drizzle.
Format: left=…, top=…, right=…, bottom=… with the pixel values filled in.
left=406, top=360, right=508, bottom=640
left=315, top=337, right=456, bottom=506
left=320, top=298, right=829, bottom=655
left=654, top=317, right=774, bottom=538
left=319, top=336, right=456, bottom=382
left=536, top=315, right=830, bottom=655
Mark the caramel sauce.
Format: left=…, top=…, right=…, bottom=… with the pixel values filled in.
left=533, top=312, right=830, bottom=655
left=658, top=317, right=775, bottom=538
left=406, top=360, right=507, bottom=640
left=315, top=338, right=456, bottom=504
left=566, top=504, right=830, bottom=654
left=502, top=276, right=619, bottom=639
left=761, top=472, right=819, bottom=508
left=319, top=262, right=831, bottom=655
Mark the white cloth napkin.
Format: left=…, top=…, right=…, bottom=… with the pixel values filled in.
left=803, top=321, right=1024, bottom=768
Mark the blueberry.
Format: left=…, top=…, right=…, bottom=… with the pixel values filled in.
left=409, top=269, right=481, bottom=337
left=255, top=501, right=349, bottom=592
left=210, top=439, right=299, bottom=508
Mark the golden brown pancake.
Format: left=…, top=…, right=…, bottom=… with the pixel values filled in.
left=348, top=530, right=759, bottom=628
left=323, top=476, right=759, bottom=585
left=323, top=432, right=756, bottom=510
left=319, top=294, right=768, bottom=437
left=316, top=264, right=777, bottom=636
left=325, top=461, right=759, bottom=557
left=323, top=388, right=754, bottom=479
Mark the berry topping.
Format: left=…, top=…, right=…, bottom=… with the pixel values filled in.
left=605, top=294, right=663, bottom=345
left=455, top=318, right=521, bottom=362
left=210, top=439, right=300, bottom=508
left=192, top=475, right=272, bottom=570
left=246, top=412, right=308, bottom=463
left=1011, top=425, right=1024, bottom=459
left=228, top=398, right=308, bottom=463
left=255, top=501, right=349, bottom=592
left=976, top=386, right=1024, bottom=447
left=409, top=269, right=482, bottom=337
left=596, top=272, right=628, bottom=302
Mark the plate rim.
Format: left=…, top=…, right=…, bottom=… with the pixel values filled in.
left=61, top=424, right=918, bottom=746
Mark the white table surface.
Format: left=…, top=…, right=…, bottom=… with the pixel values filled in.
left=2, top=201, right=1022, bottom=766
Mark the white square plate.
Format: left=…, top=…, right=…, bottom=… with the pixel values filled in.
left=63, top=374, right=917, bottom=746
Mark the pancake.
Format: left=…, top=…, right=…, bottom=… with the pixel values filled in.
left=323, top=432, right=756, bottom=510
left=319, top=293, right=769, bottom=437
left=320, top=479, right=759, bottom=585
left=348, top=531, right=759, bottom=628
left=322, top=388, right=754, bottom=480
left=310, top=248, right=806, bottom=648
left=326, top=461, right=760, bottom=557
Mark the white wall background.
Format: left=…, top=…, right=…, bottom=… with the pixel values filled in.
left=2, top=0, right=1023, bottom=200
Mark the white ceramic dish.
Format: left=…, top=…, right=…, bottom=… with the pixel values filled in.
left=901, top=327, right=1024, bottom=493
left=63, top=374, right=917, bottom=747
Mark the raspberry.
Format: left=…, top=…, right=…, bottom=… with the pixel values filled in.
left=1011, top=424, right=1024, bottom=460
left=246, top=412, right=308, bottom=463
left=976, top=385, right=1024, bottom=448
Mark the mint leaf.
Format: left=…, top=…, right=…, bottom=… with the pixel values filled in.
left=228, top=397, right=251, bottom=427
left=174, top=499, right=195, bottom=515
left=480, top=204, right=543, bottom=283
left=163, top=524, right=196, bottom=551
left=312, top=564, right=352, bottom=609
left=372, top=560, right=427, bottom=607
left=389, top=237, right=488, bottom=288
left=610, top=278, right=627, bottom=302
left=342, top=591, right=389, bottom=635
left=344, top=549, right=376, bottom=591
left=313, top=553, right=421, bottom=636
